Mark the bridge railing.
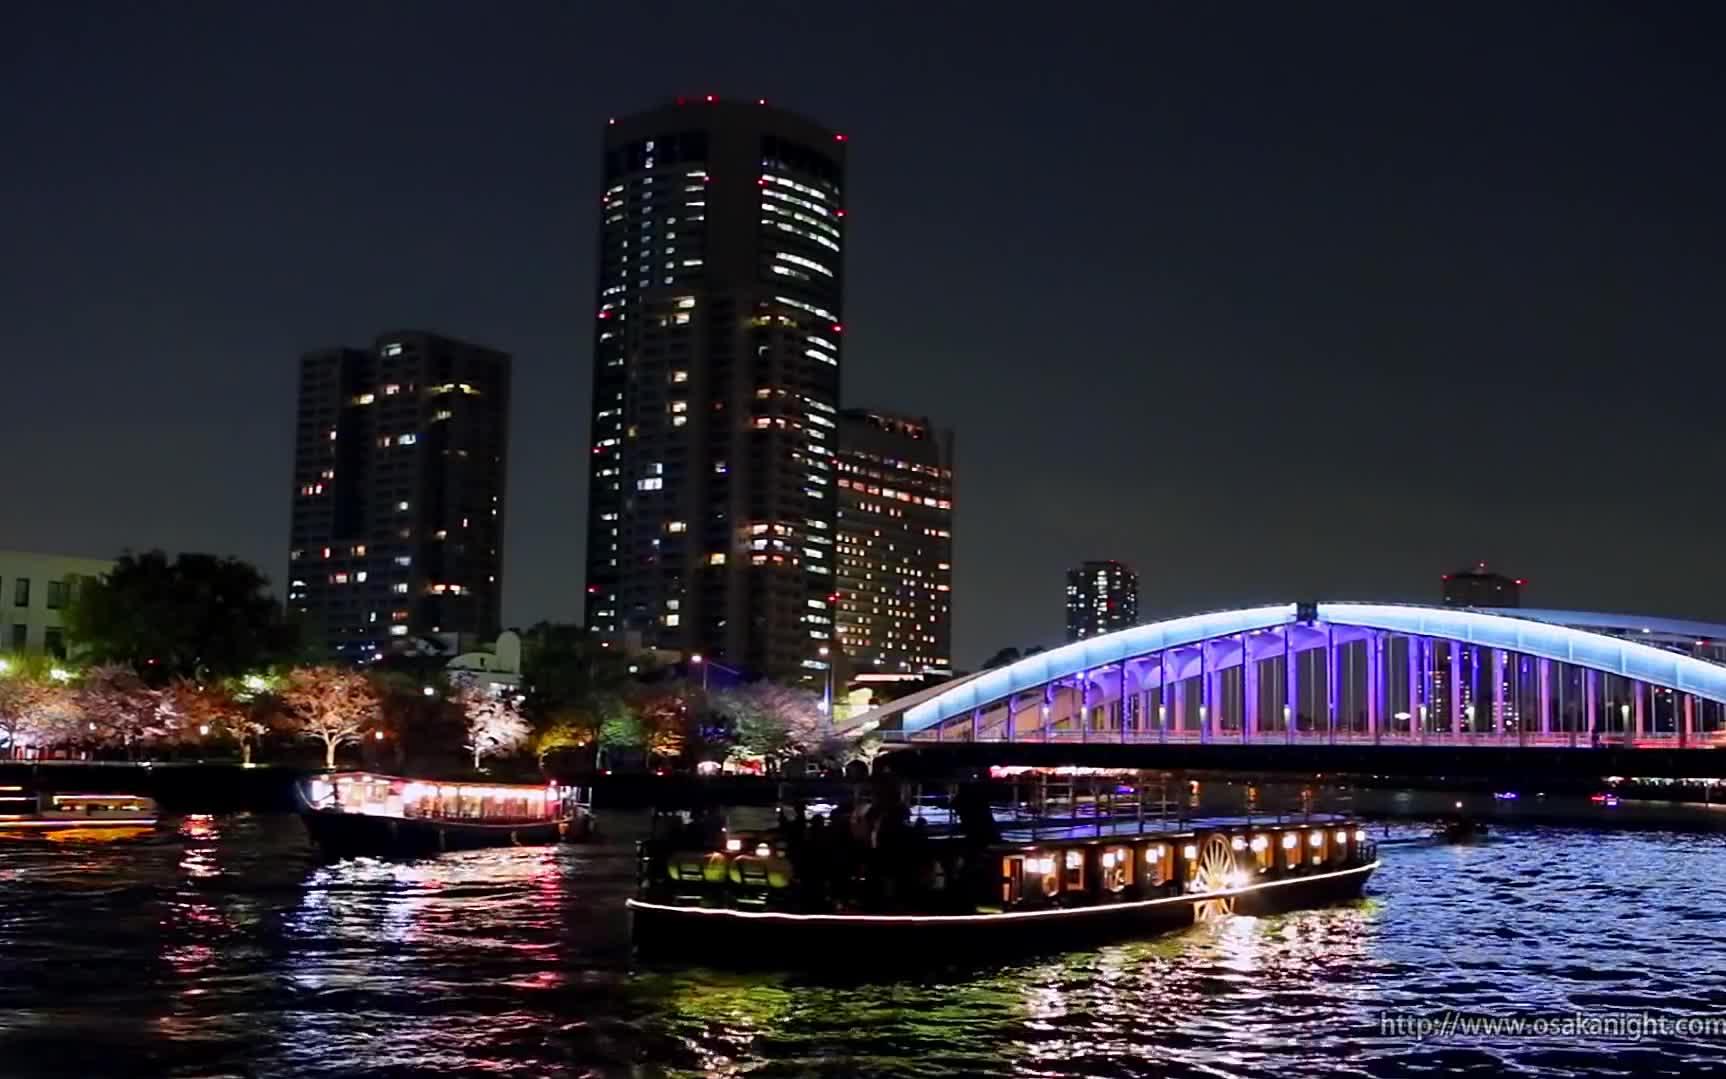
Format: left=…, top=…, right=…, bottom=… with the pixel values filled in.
left=881, top=728, right=1726, bottom=748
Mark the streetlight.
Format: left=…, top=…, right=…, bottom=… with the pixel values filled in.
left=818, top=645, right=833, bottom=718
left=691, top=653, right=706, bottom=691
left=0, top=658, right=10, bottom=676
left=422, top=685, right=437, bottom=698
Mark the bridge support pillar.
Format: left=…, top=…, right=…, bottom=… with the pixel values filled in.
left=1682, top=694, right=1694, bottom=747
left=1537, top=660, right=1552, bottom=738
left=1449, top=643, right=1463, bottom=736
left=1408, top=636, right=1423, bottom=741
left=1202, top=647, right=1219, bottom=744
left=1244, top=641, right=1260, bottom=742
left=1585, top=670, right=1598, bottom=741
left=1326, top=625, right=1338, bottom=743
left=1633, top=682, right=1646, bottom=745
left=1491, top=649, right=1506, bottom=741
left=1005, top=692, right=1017, bottom=743
left=1367, top=632, right=1382, bottom=743
left=1079, top=672, right=1089, bottom=743
left=1172, top=678, right=1187, bottom=739
left=1284, top=627, right=1299, bottom=740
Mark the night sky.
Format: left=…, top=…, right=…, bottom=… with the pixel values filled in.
left=5, top=3, right=1724, bottom=666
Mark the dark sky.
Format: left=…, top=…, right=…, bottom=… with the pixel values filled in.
left=5, top=2, right=1724, bottom=666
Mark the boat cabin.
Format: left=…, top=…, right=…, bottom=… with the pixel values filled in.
left=303, top=772, right=585, bottom=824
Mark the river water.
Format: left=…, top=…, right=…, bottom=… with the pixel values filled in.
left=1, top=814, right=1723, bottom=1077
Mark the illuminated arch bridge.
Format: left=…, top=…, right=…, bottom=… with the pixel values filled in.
left=867, top=603, right=1726, bottom=748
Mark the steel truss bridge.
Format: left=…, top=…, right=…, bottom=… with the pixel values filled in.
left=866, top=603, right=1726, bottom=751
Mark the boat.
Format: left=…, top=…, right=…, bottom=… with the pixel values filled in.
left=296, top=771, right=595, bottom=857
left=1438, top=818, right=1489, bottom=843
left=0, top=786, right=159, bottom=842
left=628, top=797, right=1378, bottom=966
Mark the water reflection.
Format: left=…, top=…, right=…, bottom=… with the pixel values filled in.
left=3, top=820, right=1726, bottom=1076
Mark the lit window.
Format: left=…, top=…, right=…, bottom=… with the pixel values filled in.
left=383, top=343, right=403, bottom=356
left=664, top=614, right=681, bottom=627
left=637, top=477, right=664, bottom=491
left=397, top=500, right=410, bottom=511
left=707, top=553, right=727, bottom=566
left=671, top=370, right=689, bottom=383
left=390, top=625, right=409, bottom=637
left=356, top=571, right=368, bottom=583
left=383, top=384, right=401, bottom=395
left=667, top=521, right=687, bottom=533
left=397, top=434, right=417, bottom=446
left=393, top=583, right=408, bottom=594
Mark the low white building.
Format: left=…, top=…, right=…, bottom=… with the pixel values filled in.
left=446, top=630, right=523, bottom=696
left=0, top=550, right=113, bottom=657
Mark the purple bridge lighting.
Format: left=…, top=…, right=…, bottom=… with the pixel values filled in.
left=852, top=603, right=1726, bottom=749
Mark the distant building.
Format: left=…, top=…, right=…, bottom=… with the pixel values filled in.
left=582, top=98, right=846, bottom=683
left=446, top=630, right=524, bottom=696
left=0, top=550, right=112, bottom=658
left=1065, top=561, right=1139, bottom=642
left=288, top=331, right=511, bottom=661
left=834, top=410, right=954, bottom=676
left=1442, top=562, right=1523, bottom=608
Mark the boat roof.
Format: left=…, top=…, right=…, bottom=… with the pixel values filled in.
left=320, top=771, right=555, bottom=792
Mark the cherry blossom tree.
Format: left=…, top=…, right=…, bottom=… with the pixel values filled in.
left=458, top=683, right=530, bottom=770
left=282, top=667, right=379, bottom=769
left=78, top=665, right=170, bottom=758
left=0, top=664, right=60, bottom=757
left=169, top=679, right=269, bottom=764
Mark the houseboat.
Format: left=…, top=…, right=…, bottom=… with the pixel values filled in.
left=0, top=786, right=159, bottom=842
left=297, top=772, right=594, bottom=857
left=629, top=796, right=1379, bottom=965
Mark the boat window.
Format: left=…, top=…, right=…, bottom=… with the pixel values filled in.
left=1249, top=834, right=1273, bottom=873
left=1033, top=854, right=1059, bottom=897
left=1002, top=856, right=1024, bottom=904
left=1142, top=843, right=1171, bottom=885
left=1281, top=830, right=1303, bottom=869
left=1308, top=830, right=1328, bottom=864
left=1100, top=846, right=1133, bottom=893
left=1062, top=849, right=1085, bottom=892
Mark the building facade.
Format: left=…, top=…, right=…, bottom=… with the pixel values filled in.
left=1065, top=561, right=1139, bottom=642
left=288, top=331, right=511, bottom=661
left=0, top=550, right=113, bottom=657
left=1442, top=562, right=1523, bottom=608
left=834, top=410, right=954, bottom=676
left=583, top=98, right=846, bottom=682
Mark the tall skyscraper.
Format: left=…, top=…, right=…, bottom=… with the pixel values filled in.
left=584, top=98, right=846, bottom=681
left=1065, top=561, right=1139, bottom=642
left=1441, top=562, right=1523, bottom=607
left=833, top=410, right=954, bottom=676
left=289, top=331, right=511, bottom=660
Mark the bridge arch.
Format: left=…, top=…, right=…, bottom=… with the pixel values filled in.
left=887, top=602, right=1726, bottom=748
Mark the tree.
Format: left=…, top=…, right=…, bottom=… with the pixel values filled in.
left=710, top=683, right=841, bottom=771
left=169, top=678, right=267, bottom=764
left=634, top=689, right=689, bottom=766
left=0, top=659, right=64, bottom=756
left=458, top=683, right=530, bottom=770
left=78, top=665, right=170, bottom=757
left=598, top=701, right=644, bottom=760
left=532, top=706, right=599, bottom=769
left=65, top=550, right=299, bottom=685
left=281, top=666, right=379, bottom=769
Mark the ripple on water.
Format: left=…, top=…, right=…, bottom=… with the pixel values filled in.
left=3, top=818, right=1726, bottom=1076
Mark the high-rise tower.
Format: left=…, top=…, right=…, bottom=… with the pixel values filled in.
left=1064, top=561, right=1139, bottom=642
left=834, top=410, right=954, bottom=676
left=584, top=98, right=846, bottom=681
left=289, top=331, right=510, bottom=660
